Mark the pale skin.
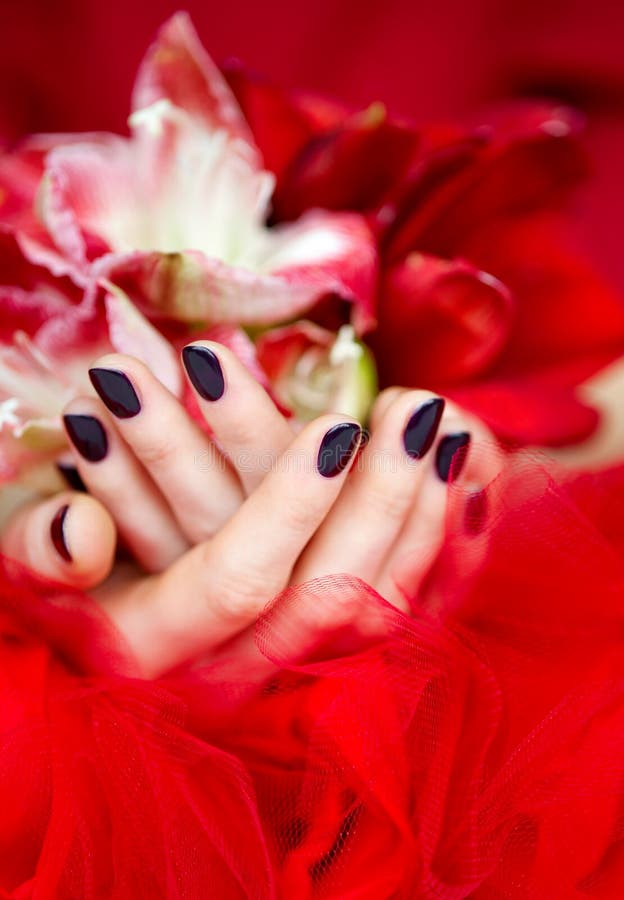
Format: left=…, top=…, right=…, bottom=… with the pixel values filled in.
left=1, top=342, right=495, bottom=676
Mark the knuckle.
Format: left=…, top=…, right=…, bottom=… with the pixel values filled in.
left=202, top=546, right=269, bottom=622
left=370, top=387, right=405, bottom=422
left=365, top=479, right=411, bottom=523
left=135, top=432, right=180, bottom=468
left=285, top=492, right=320, bottom=535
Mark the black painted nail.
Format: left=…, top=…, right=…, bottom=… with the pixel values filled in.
left=51, top=504, right=72, bottom=562
left=56, top=462, right=87, bottom=492
left=317, top=423, right=361, bottom=477
left=435, top=432, right=471, bottom=483
left=403, top=398, right=445, bottom=459
left=465, top=489, right=488, bottom=535
left=182, top=345, right=225, bottom=401
left=63, top=414, right=108, bottom=462
left=89, top=368, right=141, bottom=418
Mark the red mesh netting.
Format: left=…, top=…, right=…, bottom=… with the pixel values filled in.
left=0, top=452, right=623, bottom=898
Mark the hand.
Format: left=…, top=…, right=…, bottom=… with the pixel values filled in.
left=1, top=343, right=495, bottom=674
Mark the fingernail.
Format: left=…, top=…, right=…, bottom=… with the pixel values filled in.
left=403, top=397, right=445, bottom=459
left=63, top=414, right=108, bottom=462
left=465, top=489, right=488, bottom=535
left=435, top=432, right=471, bottom=483
left=89, top=368, right=141, bottom=418
left=56, top=462, right=87, bottom=492
left=317, top=423, right=361, bottom=477
left=182, top=345, right=225, bottom=401
left=51, top=504, right=72, bottom=562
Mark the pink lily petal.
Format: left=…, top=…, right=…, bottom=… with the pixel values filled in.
left=256, top=321, right=335, bottom=383
left=0, top=426, right=53, bottom=484
left=0, top=281, right=110, bottom=486
left=96, top=208, right=376, bottom=331
left=104, top=285, right=183, bottom=397
left=132, top=12, right=258, bottom=154
left=1, top=18, right=377, bottom=334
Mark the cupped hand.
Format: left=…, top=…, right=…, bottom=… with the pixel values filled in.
left=1, top=343, right=495, bottom=675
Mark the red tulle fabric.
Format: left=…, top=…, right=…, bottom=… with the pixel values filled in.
left=0, top=454, right=623, bottom=898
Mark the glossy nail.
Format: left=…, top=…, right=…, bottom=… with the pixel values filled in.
left=51, top=504, right=72, bottom=562
left=89, top=368, right=141, bottom=418
left=465, top=489, right=488, bottom=535
left=63, top=414, right=108, bottom=462
left=317, top=423, right=361, bottom=477
left=182, top=345, right=225, bottom=401
left=56, top=462, right=87, bottom=492
left=403, top=398, right=445, bottom=459
left=435, top=432, right=471, bottom=483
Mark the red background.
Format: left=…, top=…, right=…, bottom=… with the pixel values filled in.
left=1, top=0, right=623, bottom=289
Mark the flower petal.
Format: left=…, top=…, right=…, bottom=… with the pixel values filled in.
left=446, top=380, right=600, bottom=447
left=104, top=285, right=183, bottom=397
left=225, top=66, right=345, bottom=181
left=273, top=103, right=419, bottom=221
left=461, top=214, right=624, bottom=386
left=383, top=103, right=587, bottom=261
left=0, top=282, right=110, bottom=484
left=132, top=12, right=258, bottom=154
left=373, top=253, right=513, bottom=385
left=0, top=145, right=44, bottom=229
left=98, top=210, right=377, bottom=331
left=257, top=321, right=377, bottom=422
left=40, top=135, right=136, bottom=267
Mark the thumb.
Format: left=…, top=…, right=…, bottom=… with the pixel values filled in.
left=1, top=492, right=117, bottom=590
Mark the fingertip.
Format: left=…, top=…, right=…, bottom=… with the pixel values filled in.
left=316, top=420, right=362, bottom=478
left=4, top=492, right=117, bottom=590
left=369, top=386, right=407, bottom=430
left=62, top=494, right=116, bottom=586
left=181, top=342, right=225, bottom=402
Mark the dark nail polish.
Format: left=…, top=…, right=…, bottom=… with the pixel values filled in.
left=89, top=368, right=141, bottom=418
left=435, top=432, right=471, bottom=483
left=403, top=398, right=445, bottom=459
left=317, top=423, right=361, bottom=477
left=465, top=489, right=488, bottom=535
left=63, top=414, right=108, bottom=462
left=56, top=462, right=87, bottom=492
left=51, top=504, right=72, bottom=562
left=182, top=345, right=225, bottom=401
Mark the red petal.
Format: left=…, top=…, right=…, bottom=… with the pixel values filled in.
left=460, top=214, right=624, bottom=385
left=224, top=68, right=344, bottom=181
left=446, top=380, right=600, bottom=447
left=272, top=103, right=418, bottom=221
left=373, top=254, right=513, bottom=385
left=384, top=103, right=587, bottom=262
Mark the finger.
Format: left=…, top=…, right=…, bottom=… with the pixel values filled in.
left=368, top=386, right=407, bottom=431
left=1, top=492, right=116, bottom=589
left=102, top=415, right=362, bottom=675
left=377, top=402, right=500, bottom=610
left=89, top=354, right=243, bottom=542
left=293, top=390, right=445, bottom=586
left=182, top=341, right=294, bottom=493
left=63, top=397, right=189, bottom=572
